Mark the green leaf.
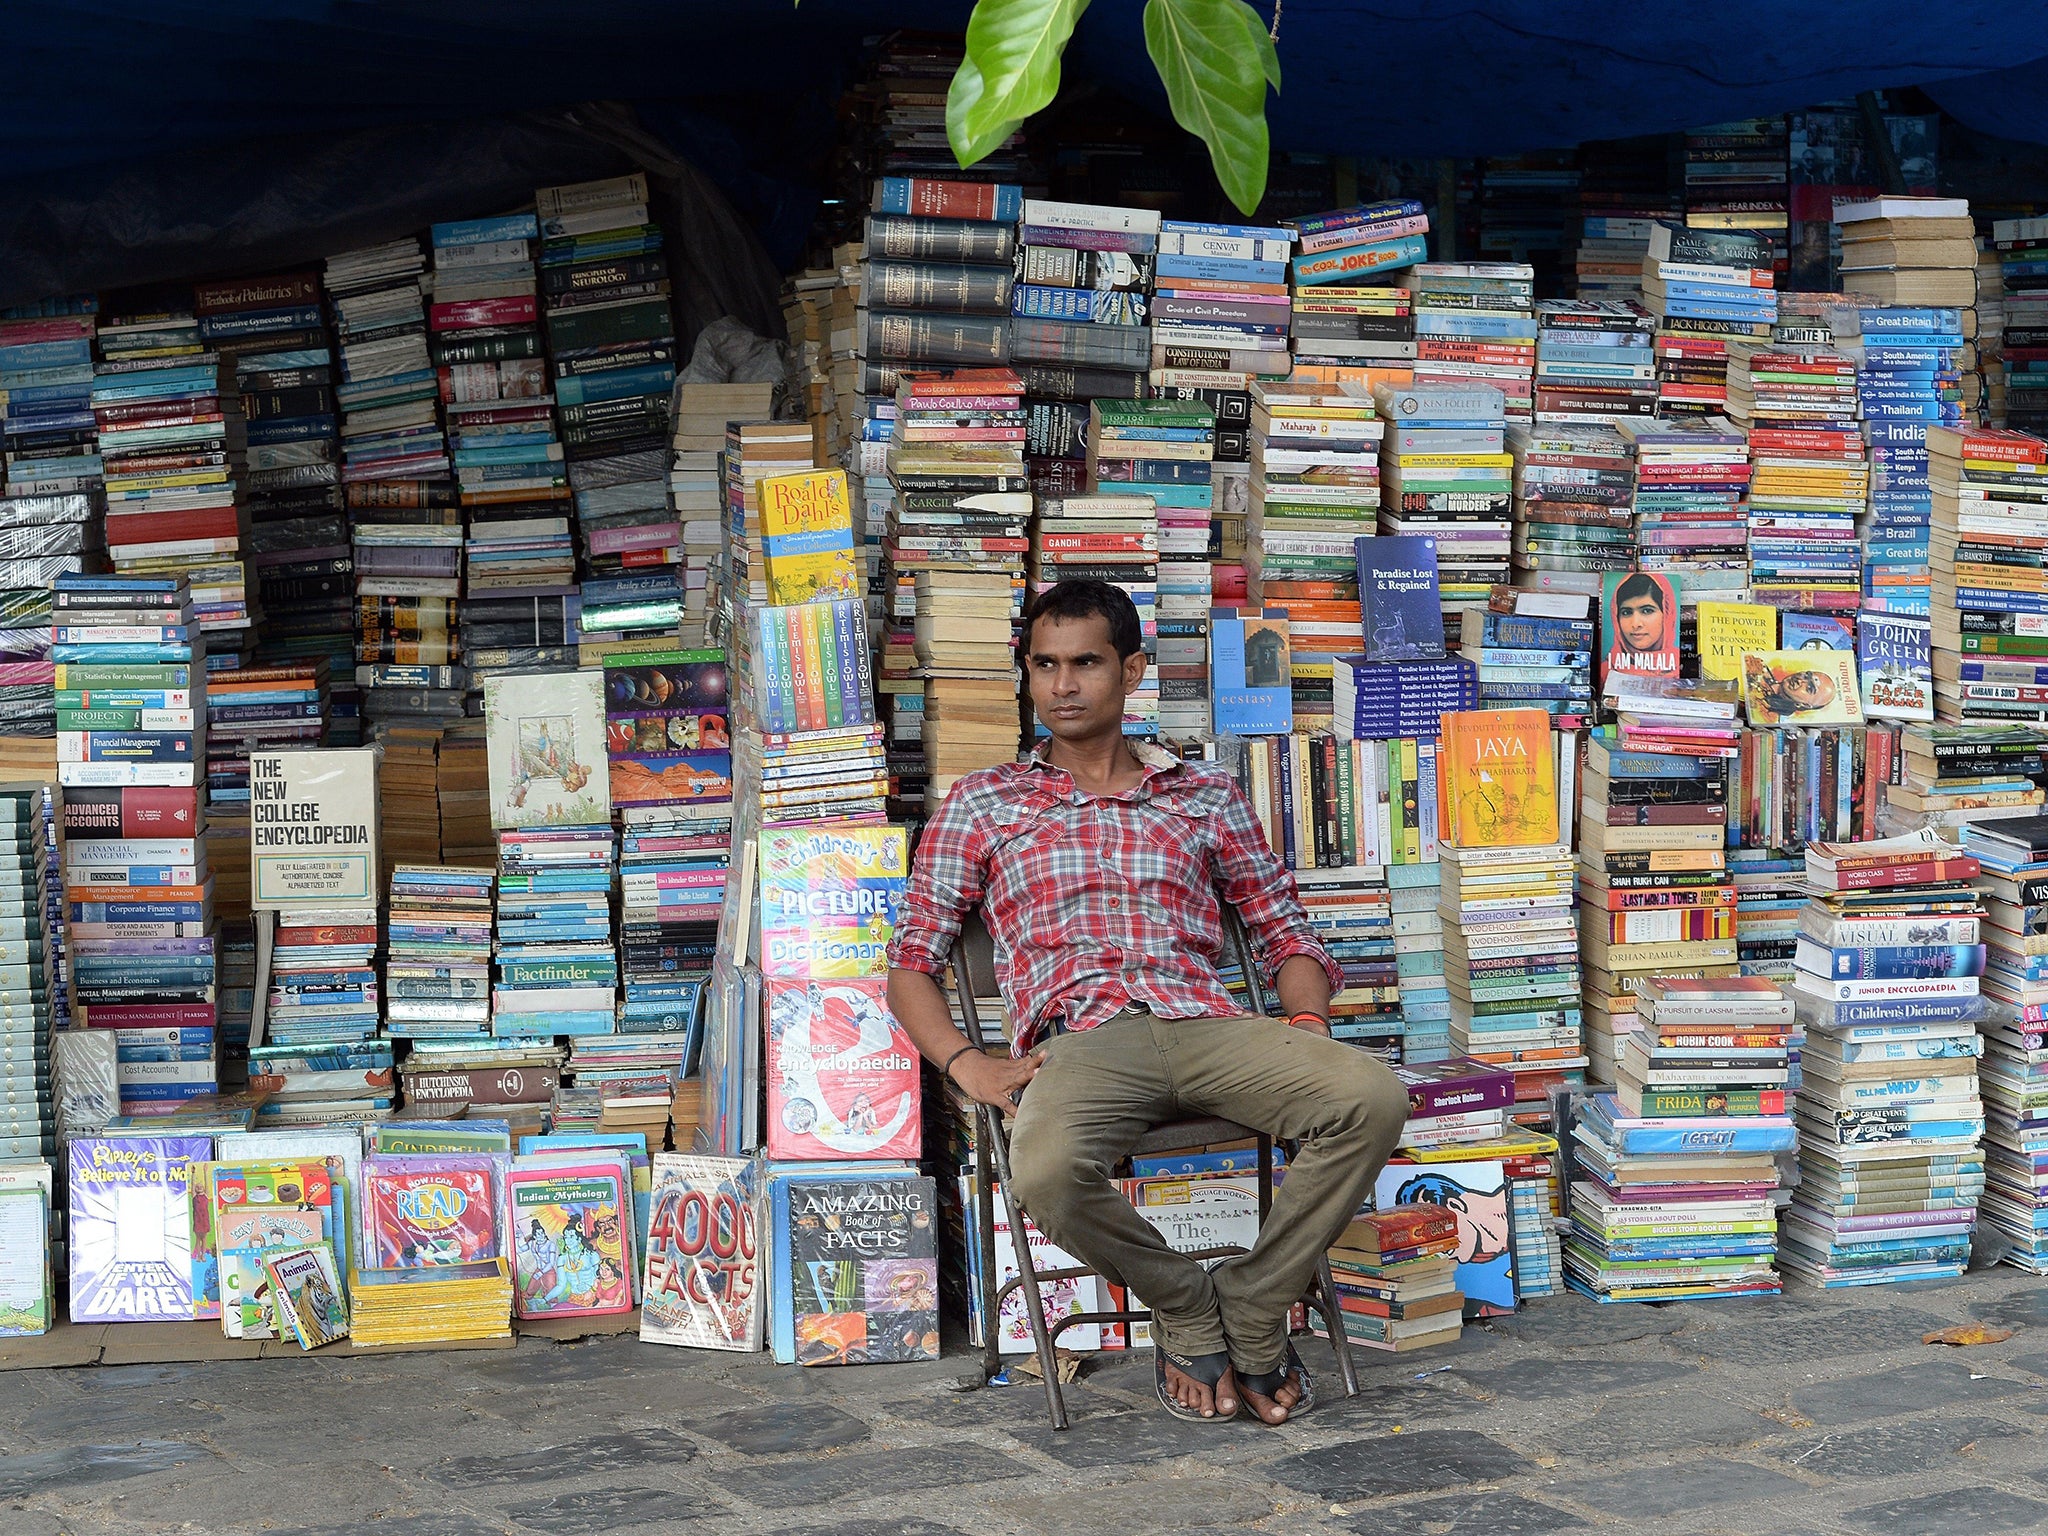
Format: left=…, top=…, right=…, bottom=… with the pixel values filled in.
left=1240, top=2, right=1281, bottom=91
left=948, top=0, right=1088, bottom=167
left=1144, top=0, right=1274, bottom=215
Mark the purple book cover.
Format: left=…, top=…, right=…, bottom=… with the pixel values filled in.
left=1394, top=1056, right=1516, bottom=1117
left=67, top=1135, right=212, bottom=1322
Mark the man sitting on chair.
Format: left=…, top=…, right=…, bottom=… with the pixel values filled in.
left=886, top=579, right=1410, bottom=1425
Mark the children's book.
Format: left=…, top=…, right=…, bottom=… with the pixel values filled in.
left=756, top=825, right=906, bottom=978
left=209, top=1159, right=336, bottom=1338
left=483, top=669, right=611, bottom=830
left=758, top=468, right=860, bottom=604
left=641, top=1153, right=761, bottom=1351
left=765, top=978, right=921, bottom=1161
left=263, top=1241, right=349, bottom=1349
left=766, top=1164, right=938, bottom=1366
left=507, top=1161, right=633, bottom=1319
left=361, top=1156, right=504, bottom=1268
left=0, top=1188, right=50, bottom=1336
left=68, top=1134, right=212, bottom=1323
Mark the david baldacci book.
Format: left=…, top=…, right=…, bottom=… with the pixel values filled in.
left=484, top=669, right=612, bottom=830
left=1210, top=607, right=1293, bottom=735
left=1742, top=649, right=1865, bottom=728
left=1438, top=708, right=1559, bottom=848
left=1695, top=600, right=1777, bottom=683
left=641, top=1153, right=761, bottom=1351
left=766, top=977, right=921, bottom=1161
left=1856, top=611, right=1934, bottom=722
left=1357, top=535, right=1446, bottom=662
left=758, top=468, right=860, bottom=605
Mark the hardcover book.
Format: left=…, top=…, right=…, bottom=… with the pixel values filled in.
left=262, top=1241, right=349, bottom=1348
left=362, top=1160, right=502, bottom=1267
left=1356, top=536, right=1446, bottom=662
left=1856, top=612, right=1934, bottom=721
left=769, top=1168, right=939, bottom=1366
left=757, top=825, right=906, bottom=978
left=68, top=1134, right=211, bottom=1322
left=508, top=1162, right=633, bottom=1319
left=766, top=978, right=921, bottom=1161
left=642, top=1153, right=761, bottom=1351
left=484, top=669, right=611, bottom=829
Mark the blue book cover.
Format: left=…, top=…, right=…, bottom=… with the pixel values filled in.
left=1808, top=942, right=1988, bottom=980
left=1209, top=608, right=1292, bottom=736
left=1856, top=610, right=1933, bottom=721
left=1779, top=612, right=1855, bottom=651
left=1356, top=536, right=1446, bottom=662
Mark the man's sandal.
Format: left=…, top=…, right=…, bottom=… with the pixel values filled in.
left=1236, top=1342, right=1316, bottom=1423
left=1154, top=1347, right=1238, bottom=1423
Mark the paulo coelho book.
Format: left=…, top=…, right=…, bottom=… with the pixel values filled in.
left=766, top=977, right=921, bottom=1161
left=1856, top=611, right=1934, bottom=721
left=757, top=825, right=907, bottom=978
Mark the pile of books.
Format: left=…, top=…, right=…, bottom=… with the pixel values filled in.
left=0, top=786, right=59, bottom=1170
left=1785, top=829, right=1987, bottom=1285
left=0, top=492, right=100, bottom=742
left=603, top=647, right=732, bottom=1034
left=858, top=176, right=1018, bottom=389
left=1461, top=588, right=1596, bottom=732
left=1640, top=223, right=1775, bottom=419
left=1683, top=118, right=1789, bottom=255
left=1839, top=196, right=1977, bottom=312
left=1376, top=381, right=1513, bottom=633
left=350, top=1257, right=514, bottom=1346
left=722, top=420, right=817, bottom=610
left=669, top=382, right=773, bottom=642
left=1324, top=1203, right=1464, bottom=1353
left=1507, top=422, right=1634, bottom=604
left=1405, top=262, right=1536, bottom=426
left=1246, top=381, right=1378, bottom=727
left=1995, top=215, right=2048, bottom=437
left=1928, top=423, right=2048, bottom=719
left=0, top=300, right=100, bottom=499
left=1151, top=219, right=1291, bottom=456
left=492, top=822, right=618, bottom=1040
left=385, top=864, right=493, bottom=1042
left=1012, top=200, right=1154, bottom=377
left=1566, top=978, right=1798, bottom=1302
left=1618, top=416, right=1753, bottom=619
left=1287, top=200, right=1430, bottom=294
left=1727, top=336, right=1867, bottom=615
left=1532, top=298, right=1656, bottom=426
left=734, top=598, right=887, bottom=826
left=262, top=907, right=380, bottom=1048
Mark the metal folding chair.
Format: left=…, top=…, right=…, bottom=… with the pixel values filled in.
left=950, top=905, right=1362, bottom=1429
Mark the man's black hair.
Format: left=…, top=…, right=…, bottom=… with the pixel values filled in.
left=1022, top=579, right=1143, bottom=661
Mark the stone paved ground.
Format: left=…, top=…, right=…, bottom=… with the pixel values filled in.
left=9, top=1269, right=2048, bottom=1535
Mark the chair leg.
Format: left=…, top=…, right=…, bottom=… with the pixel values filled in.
left=986, top=1114, right=1070, bottom=1430
left=1257, top=1134, right=1274, bottom=1221
left=1315, top=1254, right=1361, bottom=1398
left=974, top=1108, right=1002, bottom=1390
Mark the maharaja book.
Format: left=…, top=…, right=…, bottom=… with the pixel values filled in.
left=1356, top=535, right=1446, bottom=662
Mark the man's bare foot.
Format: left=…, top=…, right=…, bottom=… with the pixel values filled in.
left=1237, top=1368, right=1304, bottom=1424
left=1158, top=1350, right=1240, bottom=1419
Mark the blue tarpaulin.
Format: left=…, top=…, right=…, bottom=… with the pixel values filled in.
left=6, top=2, right=2048, bottom=302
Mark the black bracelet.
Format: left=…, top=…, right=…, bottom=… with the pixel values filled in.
left=940, top=1044, right=980, bottom=1080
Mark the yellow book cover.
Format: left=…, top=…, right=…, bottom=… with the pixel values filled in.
left=1442, top=709, right=1559, bottom=848
left=759, top=469, right=859, bottom=603
left=1695, top=601, right=1778, bottom=682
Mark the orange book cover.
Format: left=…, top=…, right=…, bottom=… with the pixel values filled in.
left=1442, top=709, right=1558, bottom=848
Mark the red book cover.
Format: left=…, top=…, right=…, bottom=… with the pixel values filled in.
left=362, top=1162, right=500, bottom=1266
left=431, top=296, right=538, bottom=331
left=276, top=925, right=378, bottom=947
left=61, top=786, right=202, bottom=838
left=764, top=977, right=921, bottom=1161
left=892, top=180, right=1008, bottom=220
left=105, top=507, right=240, bottom=544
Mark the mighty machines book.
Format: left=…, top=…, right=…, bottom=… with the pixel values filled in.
left=484, top=669, right=612, bottom=829
left=641, top=1153, right=761, bottom=1350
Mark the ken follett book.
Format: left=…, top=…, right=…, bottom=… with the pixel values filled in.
left=1356, top=536, right=1445, bottom=662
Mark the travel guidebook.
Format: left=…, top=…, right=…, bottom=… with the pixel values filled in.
left=641, top=1154, right=761, bottom=1351
left=484, top=669, right=612, bottom=829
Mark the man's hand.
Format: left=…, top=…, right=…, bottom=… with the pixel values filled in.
left=1285, top=1012, right=1332, bottom=1037
left=953, top=1049, right=1047, bottom=1116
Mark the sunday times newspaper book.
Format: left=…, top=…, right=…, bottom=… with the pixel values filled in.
left=483, top=669, right=612, bottom=830
left=641, top=1153, right=761, bottom=1350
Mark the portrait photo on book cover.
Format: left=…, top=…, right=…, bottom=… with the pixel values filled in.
left=1741, top=648, right=1864, bottom=728
left=1600, top=570, right=1678, bottom=684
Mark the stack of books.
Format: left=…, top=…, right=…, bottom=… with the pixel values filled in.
left=91, top=311, right=251, bottom=646
left=0, top=786, right=59, bottom=1169
left=385, top=864, right=494, bottom=1043
left=0, top=300, right=100, bottom=499
left=1090, top=397, right=1210, bottom=711
left=1928, top=423, right=2048, bottom=718
left=914, top=571, right=1019, bottom=800
left=1461, top=588, right=1596, bottom=730
left=1570, top=150, right=1678, bottom=300
left=201, top=664, right=328, bottom=909
left=1403, top=262, right=1537, bottom=424
left=1286, top=200, right=1430, bottom=294
left=1031, top=486, right=1159, bottom=739
left=1639, top=223, right=1775, bottom=419
left=1785, top=829, right=1987, bottom=1285
left=1151, top=220, right=1291, bottom=436
left=1246, top=381, right=1378, bottom=727
left=722, top=420, right=817, bottom=610
left=1507, top=421, right=1635, bottom=604
left=1567, top=979, right=1798, bottom=1303
left=1995, top=215, right=2048, bottom=437
left=492, top=822, right=619, bottom=1040
left=602, top=646, right=731, bottom=1034
left=1375, top=381, right=1513, bottom=633
left=1393, top=1054, right=1515, bottom=1147
left=1617, top=417, right=1753, bottom=619
left=1979, top=239, right=2007, bottom=426
left=1012, top=200, right=1155, bottom=377
left=1838, top=196, right=1977, bottom=311
left=858, top=176, right=1018, bottom=385
left=1324, top=1204, right=1464, bottom=1353
left=1579, top=719, right=1737, bottom=1084
left=669, top=382, right=774, bottom=641
left=1893, top=724, right=2048, bottom=843
left=349, top=1257, right=513, bottom=1346
left=1683, top=118, right=1789, bottom=257
left=56, top=575, right=216, bottom=1101
left=250, top=921, right=392, bottom=1128
left=1532, top=298, right=1656, bottom=426
left=1977, top=988, right=2048, bottom=1272
left=734, top=598, right=886, bottom=826
left=0, top=493, right=100, bottom=743
left=1726, top=337, right=1867, bottom=615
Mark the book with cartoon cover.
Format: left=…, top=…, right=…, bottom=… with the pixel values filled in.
left=506, top=1161, right=632, bottom=1319
left=361, top=1156, right=504, bottom=1268
left=264, top=1240, right=349, bottom=1348
left=765, top=977, right=921, bottom=1161
left=483, top=670, right=611, bottom=830
left=209, top=1159, right=335, bottom=1339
